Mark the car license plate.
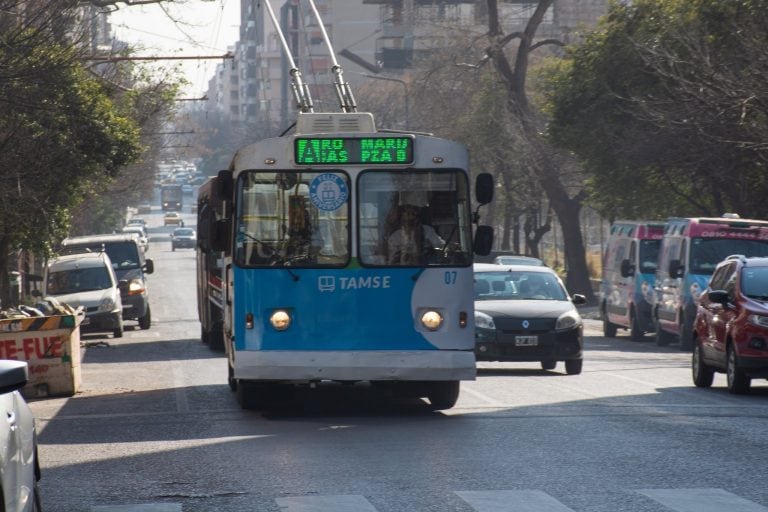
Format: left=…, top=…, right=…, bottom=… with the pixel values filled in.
left=515, top=335, right=538, bottom=347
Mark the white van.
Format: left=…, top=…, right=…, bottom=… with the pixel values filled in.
left=60, top=233, right=153, bottom=330
left=44, top=251, right=124, bottom=338
left=600, top=221, right=665, bottom=341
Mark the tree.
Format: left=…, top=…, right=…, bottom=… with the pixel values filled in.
left=480, top=0, right=595, bottom=301
left=546, top=0, right=768, bottom=220
left=0, top=3, right=143, bottom=305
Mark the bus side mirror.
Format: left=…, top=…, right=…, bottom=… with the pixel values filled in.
left=210, top=219, right=229, bottom=252
left=620, top=259, right=635, bottom=278
left=475, top=173, right=494, bottom=206
left=216, top=170, right=233, bottom=201
left=473, top=225, right=494, bottom=256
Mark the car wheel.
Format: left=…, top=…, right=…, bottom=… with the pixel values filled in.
left=565, top=358, right=583, bottom=375
left=33, top=478, right=42, bottom=511
left=426, top=381, right=460, bottom=410
left=113, top=316, right=124, bottom=338
left=630, top=309, right=644, bottom=341
left=692, top=340, right=714, bottom=388
left=602, top=305, right=617, bottom=337
left=726, top=344, right=750, bottom=394
left=228, top=363, right=236, bottom=392
left=236, top=380, right=262, bottom=410
left=541, top=359, right=557, bottom=371
left=655, top=326, right=674, bottom=346
left=209, top=323, right=225, bottom=352
left=139, top=306, right=151, bottom=330
left=172, top=245, right=176, bottom=252
left=201, top=325, right=209, bottom=344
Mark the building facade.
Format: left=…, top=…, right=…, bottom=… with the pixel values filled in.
left=206, top=0, right=609, bottom=127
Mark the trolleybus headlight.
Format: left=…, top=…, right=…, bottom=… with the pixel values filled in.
left=420, top=310, right=443, bottom=331
left=270, top=309, right=291, bottom=331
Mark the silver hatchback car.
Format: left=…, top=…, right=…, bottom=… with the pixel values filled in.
left=0, top=360, right=41, bottom=511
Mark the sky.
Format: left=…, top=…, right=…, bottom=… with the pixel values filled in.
left=108, top=0, right=241, bottom=97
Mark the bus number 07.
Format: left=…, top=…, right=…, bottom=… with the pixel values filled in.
left=444, top=271, right=457, bottom=285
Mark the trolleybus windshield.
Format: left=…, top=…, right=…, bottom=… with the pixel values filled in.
left=358, top=170, right=472, bottom=267
left=235, top=171, right=350, bottom=267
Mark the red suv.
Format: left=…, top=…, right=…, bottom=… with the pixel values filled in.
left=693, top=255, right=768, bottom=393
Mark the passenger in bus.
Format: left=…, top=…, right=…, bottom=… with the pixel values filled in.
left=386, top=204, right=444, bottom=265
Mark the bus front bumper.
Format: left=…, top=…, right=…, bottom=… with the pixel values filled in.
left=233, top=350, right=476, bottom=382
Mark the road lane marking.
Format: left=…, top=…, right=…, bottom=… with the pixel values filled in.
left=456, top=490, right=575, bottom=512
left=638, top=488, right=768, bottom=512
left=276, top=494, right=378, bottom=511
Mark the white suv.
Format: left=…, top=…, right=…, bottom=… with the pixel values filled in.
left=43, top=251, right=124, bottom=338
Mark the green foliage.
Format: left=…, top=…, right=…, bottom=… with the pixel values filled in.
left=0, top=43, right=141, bottom=249
left=545, top=0, right=768, bottom=220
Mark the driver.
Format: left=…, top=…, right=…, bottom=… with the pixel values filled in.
left=386, top=204, right=444, bottom=265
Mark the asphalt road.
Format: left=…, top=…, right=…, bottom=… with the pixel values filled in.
left=27, top=207, right=768, bottom=512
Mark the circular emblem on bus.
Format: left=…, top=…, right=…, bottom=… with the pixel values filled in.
left=522, top=320, right=530, bottom=329
left=309, top=173, right=348, bottom=211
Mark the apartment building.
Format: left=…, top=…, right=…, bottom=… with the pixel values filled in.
left=207, top=0, right=608, bottom=127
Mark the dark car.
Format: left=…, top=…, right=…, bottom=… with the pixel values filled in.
left=60, top=234, right=154, bottom=330
left=693, top=255, right=768, bottom=394
left=171, top=227, right=196, bottom=251
left=473, top=263, right=587, bottom=374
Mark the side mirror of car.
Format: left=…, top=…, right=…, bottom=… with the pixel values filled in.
left=707, top=289, right=729, bottom=306
left=620, top=259, right=635, bottom=278
left=118, top=280, right=129, bottom=292
left=572, top=293, right=587, bottom=305
left=473, top=225, right=494, bottom=256
left=475, top=173, right=494, bottom=206
left=210, top=219, right=229, bottom=252
left=669, top=259, right=684, bottom=278
left=216, top=170, right=233, bottom=201
left=144, top=259, right=155, bottom=274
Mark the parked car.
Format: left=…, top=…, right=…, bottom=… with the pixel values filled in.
left=163, top=211, right=183, bottom=226
left=127, top=218, right=147, bottom=228
left=170, top=227, right=196, bottom=251
left=473, top=263, right=587, bottom=374
left=121, top=225, right=149, bottom=252
left=600, top=220, right=664, bottom=341
left=653, top=215, right=768, bottom=350
left=493, top=254, right=546, bottom=266
left=60, top=233, right=154, bottom=330
left=693, top=255, right=768, bottom=394
left=43, top=251, right=124, bottom=338
left=0, top=360, right=42, bottom=511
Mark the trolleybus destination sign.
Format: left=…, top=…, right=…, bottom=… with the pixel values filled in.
left=295, top=137, right=413, bottom=165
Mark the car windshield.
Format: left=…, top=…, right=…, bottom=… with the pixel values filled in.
left=740, top=266, right=768, bottom=299
left=174, top=228, right=194, bottom=236
left=690, top=238, right=768, bottom=274
left=47, top=266, right=112, bottom=294
left=638, top=239, right=660, bottom=273
left=474, top=270, right=568, bottom=301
